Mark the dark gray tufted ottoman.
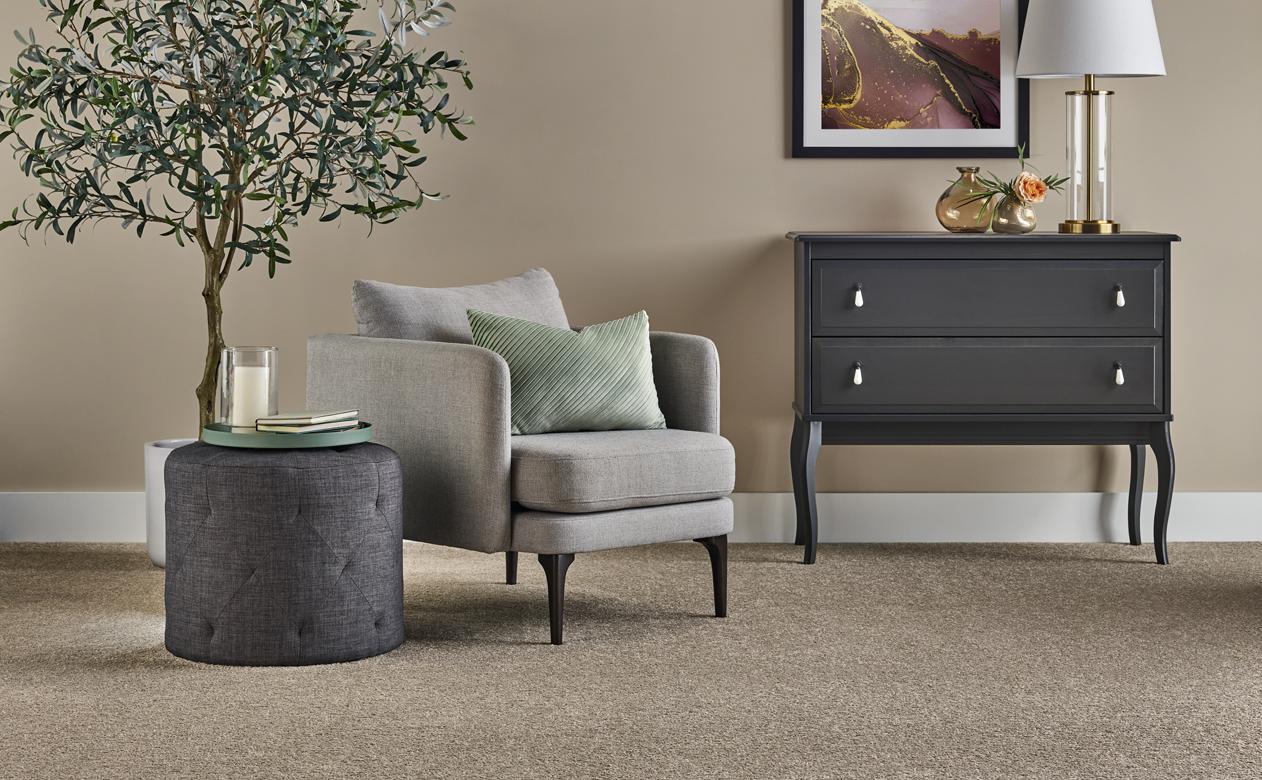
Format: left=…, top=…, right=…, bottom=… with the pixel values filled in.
left=163, top=442, right=404, bottom=665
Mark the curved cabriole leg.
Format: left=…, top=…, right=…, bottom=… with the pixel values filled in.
left=790, top=416, right=806, bottom=546
left=506, top=551, right=518, bottom=585
left=799, top=421, right=822, bottom=564
left=538, top=553, right=575, bottom=645
left=694, top=535, right=728, bottom=618
left=1128, top=444, right=1146, bottom=546
left=1150, top=422, right=1176, bottom=565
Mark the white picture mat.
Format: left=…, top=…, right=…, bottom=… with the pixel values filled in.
left=802, top=0, right=1021, bottom=149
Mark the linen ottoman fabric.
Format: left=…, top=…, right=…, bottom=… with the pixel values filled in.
left=352, top=269, right=569, bottom=344
left=468, top=308, right=667, bottom=435
left=511, top=429, right=735, bottom=513
left=164, top=442, right=404, bottom=666
left=511, top=497, right=734, bottom=555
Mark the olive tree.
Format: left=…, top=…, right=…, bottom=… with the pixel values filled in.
left=1, top=0, right=472, bottom=431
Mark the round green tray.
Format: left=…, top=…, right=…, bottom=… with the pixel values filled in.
left=201, top=422, right=373, bottom=449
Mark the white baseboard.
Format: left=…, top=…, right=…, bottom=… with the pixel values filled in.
left=0, top=493, right=146, bottom=542
left=729, top=492, right=1262, bottom=544
left=2, top=491, right=1260, bottom=544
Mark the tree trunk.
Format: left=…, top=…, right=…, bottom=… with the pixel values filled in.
left=192, top=168, right=240, bottom=439
left=195, top=245, right=226, bottom=439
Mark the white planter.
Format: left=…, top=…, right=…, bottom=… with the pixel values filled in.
left=144, top=439, right=196, bottom=567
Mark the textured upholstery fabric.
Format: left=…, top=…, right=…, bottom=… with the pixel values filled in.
left=306, top=330, right=724, bottom=553
left=648, top=332, right=721, bottom=435
left=469, top=309, right=666, bottom=435
left=307, top=330, right=509, bottom=550
left=512, top=497, right=733, bottom=554
left=353, top=269, right=569, bottom=344
left=307, top=334, right=513, bottom=552
left=511, top=429, right=734, bottom=513
left=163, top=442, right=404, bottom=666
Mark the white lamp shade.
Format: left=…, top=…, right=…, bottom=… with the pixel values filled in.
left=1016, top=0, right=1166, bottom=78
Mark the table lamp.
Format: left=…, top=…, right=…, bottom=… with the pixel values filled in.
left=1015, top=0, right=1166, bottom=234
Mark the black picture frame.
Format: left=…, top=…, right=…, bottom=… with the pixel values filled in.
left=792, top=0, right=1030, bottom=159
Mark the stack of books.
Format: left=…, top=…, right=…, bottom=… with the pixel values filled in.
left=255, top=409, right=360, bottom=434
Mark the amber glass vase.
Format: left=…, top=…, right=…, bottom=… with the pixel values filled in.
left=991, top=195, right=1037, bottom=234
left=935, top=167, right=992, bottom=233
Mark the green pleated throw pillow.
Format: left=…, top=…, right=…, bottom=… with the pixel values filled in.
left=467, top=308, right=667, bottom=435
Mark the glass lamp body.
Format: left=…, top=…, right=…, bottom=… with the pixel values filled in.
left=219, top=346, right=279, bottom=431
left=1063, top=90, right=1115, bottom=232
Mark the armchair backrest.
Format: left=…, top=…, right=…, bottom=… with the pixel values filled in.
left=352, top=269, right=569, bottom=344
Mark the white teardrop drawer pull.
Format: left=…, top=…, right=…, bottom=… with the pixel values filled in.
left=853, top=362, right=863, bottom=385
left=854, top=283, right=864, bottom=307
left=1114, top=284, right=1125, bottom=307
left=1114, top=362, right=1125, bottom=386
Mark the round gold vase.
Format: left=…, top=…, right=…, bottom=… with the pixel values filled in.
left=991, top=196, right=1037, bottom=234
left=935, top=167, right=992, bottom=233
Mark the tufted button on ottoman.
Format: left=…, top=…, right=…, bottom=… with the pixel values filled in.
left=163, top=442, right=404, bottom=665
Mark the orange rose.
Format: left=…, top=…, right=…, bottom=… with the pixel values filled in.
left=1015, top=171, right=1049, bottom=204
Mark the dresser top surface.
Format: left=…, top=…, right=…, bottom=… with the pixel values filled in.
left=786, top=231, right=1181, bottom=243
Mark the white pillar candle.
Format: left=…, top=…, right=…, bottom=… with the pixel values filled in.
left=230, top=365, right=271, bottom=428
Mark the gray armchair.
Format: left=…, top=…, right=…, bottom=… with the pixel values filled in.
left=307, top=327, right=734, bottom=644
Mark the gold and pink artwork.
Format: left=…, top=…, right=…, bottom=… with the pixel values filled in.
left=822, top=0, right=1002, bottom=130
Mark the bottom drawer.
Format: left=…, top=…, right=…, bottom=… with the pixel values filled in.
left=813, top=338, right=1162, bottom=414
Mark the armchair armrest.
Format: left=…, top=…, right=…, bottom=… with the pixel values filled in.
left=649, top=332, right=721, bottom=435
left=307, top=334, right=512, bottom=553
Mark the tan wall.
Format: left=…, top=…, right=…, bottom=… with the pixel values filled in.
left=2, top=0, right=1258, bottom=493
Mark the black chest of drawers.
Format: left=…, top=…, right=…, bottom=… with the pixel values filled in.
left=788, top=232, right=1179, bottom=564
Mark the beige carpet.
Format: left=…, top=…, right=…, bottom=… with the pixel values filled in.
left=2, top=541, right=1261, bottom=779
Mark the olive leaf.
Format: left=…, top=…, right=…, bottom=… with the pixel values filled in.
left=0, top=0, right=473, bottom=434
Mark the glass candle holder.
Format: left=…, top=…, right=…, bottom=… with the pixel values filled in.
left=219, top=346, right=279, bottom=431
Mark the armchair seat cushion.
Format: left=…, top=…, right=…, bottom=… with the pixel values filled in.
left=511, top=429, right=735, bottom=514
left=512, top=497, right=733, bottom=555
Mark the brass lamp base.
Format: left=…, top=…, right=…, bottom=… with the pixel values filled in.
left=1059, top=220, right=1121, bottom=234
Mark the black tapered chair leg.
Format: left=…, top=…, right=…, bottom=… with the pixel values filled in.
left=506, top=551, right=518, bottom=585
left=538, top=553, right=575, bottom=645
left=694, top=535, right=728, bottom=618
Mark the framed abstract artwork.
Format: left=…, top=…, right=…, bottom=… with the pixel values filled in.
left=793, top=0, right=1030, bottom=158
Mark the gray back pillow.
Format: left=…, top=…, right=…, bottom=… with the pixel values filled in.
left=353, top=269, right=570, bottom=344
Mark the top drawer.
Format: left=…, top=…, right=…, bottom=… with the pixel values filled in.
left=813, top=260, right=1162, bottom=336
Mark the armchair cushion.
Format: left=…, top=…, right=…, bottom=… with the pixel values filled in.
left=469, top=308, right=666, bottom=435
left=511, top=429, right=735, bottom=513
left=352, top=269, right=569, bottom=344
left=512, top=497, right=733, bottom=555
